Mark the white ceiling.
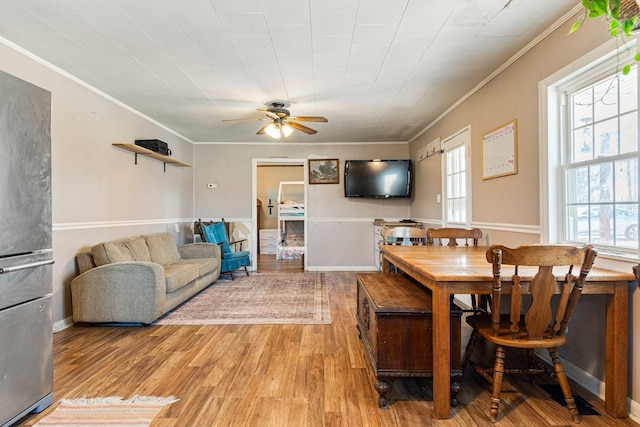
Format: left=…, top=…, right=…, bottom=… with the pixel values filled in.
left=0, top=0, right=579, bottom=143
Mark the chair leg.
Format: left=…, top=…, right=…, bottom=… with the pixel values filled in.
left=243, top=266, right=250, bottom=276
left=549, top=348, right=580, bottom=424
left=527, top=348, right=536, bottom=382
left=229, top=271, right=235, bottom=280
left=461, top=329, right=479, bottom=373
left=490, top=345, right=506, bottom=423
left=470, top=294, right=478, bottom=312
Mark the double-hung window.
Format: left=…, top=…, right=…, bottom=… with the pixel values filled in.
left=442, top=127, right=471, bottom=226
left=560, top=65, right=639, bottom=253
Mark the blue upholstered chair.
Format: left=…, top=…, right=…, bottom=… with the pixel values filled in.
left=196, top=218, right=250, bottom=280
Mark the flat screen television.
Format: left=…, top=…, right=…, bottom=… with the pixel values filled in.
left=344, top=159, right=412, bottom=198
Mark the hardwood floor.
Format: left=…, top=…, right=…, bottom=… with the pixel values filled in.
left=257, top=253, right=304, bottom=272
left=16, top=271, right=639, bottom=427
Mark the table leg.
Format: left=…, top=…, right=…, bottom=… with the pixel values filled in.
left=381, top=254, right=391, bottom=274
left=605, top=280, right=629, bottom=417
left=432, top=285, right=451, bottom=419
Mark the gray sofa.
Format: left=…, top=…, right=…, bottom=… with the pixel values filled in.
left=71, top=232, right=221, bottom=325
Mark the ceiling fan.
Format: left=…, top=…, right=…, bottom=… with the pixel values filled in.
left=223, top=102, right=328, bottom=138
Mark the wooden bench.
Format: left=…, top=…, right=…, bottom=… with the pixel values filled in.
left=355, top=272, right=463, bottom=408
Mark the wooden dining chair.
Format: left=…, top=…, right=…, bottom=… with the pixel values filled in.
left=426, top=227, right=487, bottom=313
left=379, top=226, right=427, bottom=273
left=426, top=227, right=482, bottom=247
left=380, top=226, right=427, bottom=246
left=461, top=244, right=597, bottom=423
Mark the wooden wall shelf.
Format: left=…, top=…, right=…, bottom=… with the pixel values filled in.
left=113, top=143, right=191, bottom=171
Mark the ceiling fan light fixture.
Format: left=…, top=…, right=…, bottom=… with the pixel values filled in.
left=265, top=123, right=280, bottom=138
left=265, top=122, right=294, bottom=139
left=281, top=124, right=293, bottom=137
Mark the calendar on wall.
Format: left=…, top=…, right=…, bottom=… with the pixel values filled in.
left=482, top=119, right=517, bottom=180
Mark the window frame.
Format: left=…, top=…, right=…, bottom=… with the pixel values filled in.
left=441, top=126, right=472, bottom=227
left=540, top=38, right=639, bottom=259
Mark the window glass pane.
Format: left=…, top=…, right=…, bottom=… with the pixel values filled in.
left=620, top=68, right=637, bottom=113
left=620, top=112, right=638, bottom=154
left=614, top=204, right=638, bottom=243
left=457, top=148, right=465, bottom=171
left=447, top=174, right=457, bottom=197
left=594, top=77, right=618, bottom=121
left=565, top=166, right=589, bottom=204
left=615, top=158, right=638, bottom=202
left=572, top=126, right=593, bottom=162
left=572, top=88, right=593, bottom=128
left=594, top=117, right=618, bottom=157
left=449, top=198, right=465, bottom=222
left=447, top=150, right=455, bottom=171
left=589, top=163, right=613, bottom=203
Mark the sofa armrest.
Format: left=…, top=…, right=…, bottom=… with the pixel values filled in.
left=71, top=261, right=166, bottom=324
left=178, top=242, right=221, bottom=260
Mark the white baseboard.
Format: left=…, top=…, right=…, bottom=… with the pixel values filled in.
left=307, top=266, right=378, bottom=272
left=538, top=352, right=639, bottom=419
left=53, top=316, right=74, bottom=333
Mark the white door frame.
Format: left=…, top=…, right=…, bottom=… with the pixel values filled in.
left=251, top=158, right=308, bottom=271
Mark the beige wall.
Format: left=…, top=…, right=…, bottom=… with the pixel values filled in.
left=408, top=12, right=639, bottom=409
left=0, top=42, right=195, bottom=327
left=193, top=143, right=412, bottom=268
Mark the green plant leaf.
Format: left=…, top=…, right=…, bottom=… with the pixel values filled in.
left=590, top=0, right=607, bottom=15
left=634, top=53, right=640, bottom=62
left=569, top=21, right=582, bottom=34
left=622, top=64, right=631, bottom=75
left=609, top=19, right=620, bottom=37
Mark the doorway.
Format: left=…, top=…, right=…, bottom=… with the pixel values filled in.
left=251, top=159, right=307, bottom=272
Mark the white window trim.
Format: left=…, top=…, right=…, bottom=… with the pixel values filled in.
left=539, top=38, right=638, bottom=262
left=441, top=126, right=472, bottom=227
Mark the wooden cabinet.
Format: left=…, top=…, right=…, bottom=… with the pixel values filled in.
left=355, top=272, right=463, bottom=408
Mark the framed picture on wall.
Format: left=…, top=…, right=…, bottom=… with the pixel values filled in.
left=309, top=158, right=339, bottom=184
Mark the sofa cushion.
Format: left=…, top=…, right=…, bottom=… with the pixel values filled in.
left=76, top=251, right=96, bottom=275
left=124, top=237, right=151, bottom=261
left=174, top=257, right=217, bottom=277
left=91, top=237, right=152, bottom=266
left=92, top=240, right=133, bottom=266
left=144, top=233, right=181, bottom=266
left=164, top=263, right=200, bottom=293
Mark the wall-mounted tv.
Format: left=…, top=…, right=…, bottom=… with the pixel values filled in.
left=344, top=159, right=412, bottom=198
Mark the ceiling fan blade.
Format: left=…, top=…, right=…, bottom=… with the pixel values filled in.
left=285, top=120, right=317, bottom=135
left=290, top=116, right=328, bottom=122
left=257, top=108, right=280, bottom=120
left=222, top=118, right=268, bottom=122
left=256, top=124, right=269, bottom=135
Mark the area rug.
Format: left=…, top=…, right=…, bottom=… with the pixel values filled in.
left=34, top=396, right=179, bottom=427
left=154, top=272, right=331, bottom=325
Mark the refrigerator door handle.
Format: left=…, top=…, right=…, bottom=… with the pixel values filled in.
left=0, top=259, right=54, bottom=274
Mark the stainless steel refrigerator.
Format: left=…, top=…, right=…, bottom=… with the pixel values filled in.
left=0, top=70, right=54, bottom=426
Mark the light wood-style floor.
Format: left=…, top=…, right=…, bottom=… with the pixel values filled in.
left=16, top=269, right=639, bottom=427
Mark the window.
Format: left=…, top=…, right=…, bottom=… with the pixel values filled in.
left=559, top=63, right=639, bottom=253
left=442, top=127, right=471, bottom=226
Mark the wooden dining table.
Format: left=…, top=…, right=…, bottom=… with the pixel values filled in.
left=380, top=244, right=634, bottom=419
